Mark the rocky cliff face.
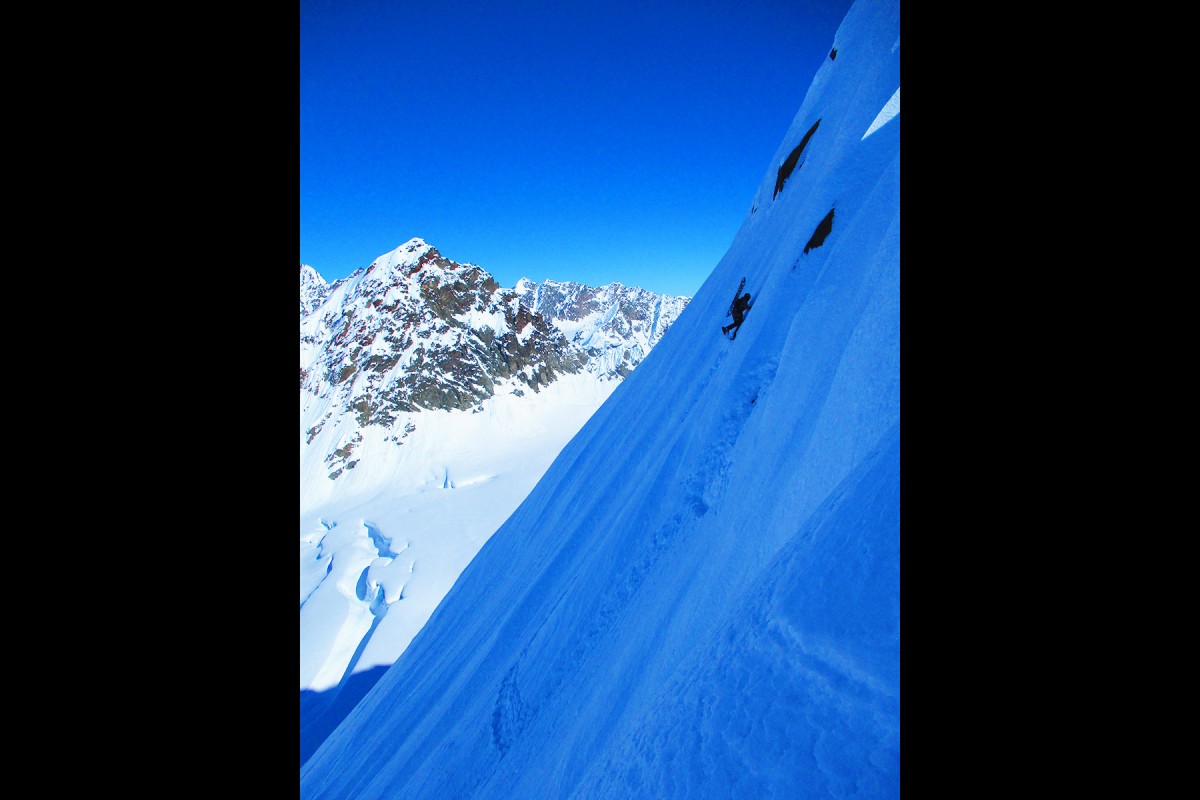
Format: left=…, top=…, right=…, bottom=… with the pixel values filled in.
left=300, top=238, right=691, bottom=478
left=512, top=278, right=689, bottom=379
left=300, top=239, right=588, bottom=424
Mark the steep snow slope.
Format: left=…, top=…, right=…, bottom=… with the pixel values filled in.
left=301, top=0, right=899, bottom=796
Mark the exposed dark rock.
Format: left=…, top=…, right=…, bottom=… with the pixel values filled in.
left=301, top=242, right=690, bottom=478
left=804, top=208, right=836, bottom=254
left=774, top=119, right=822, bottom=200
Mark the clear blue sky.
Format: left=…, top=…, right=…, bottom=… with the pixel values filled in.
left=300, top=0, right=854, bottom=297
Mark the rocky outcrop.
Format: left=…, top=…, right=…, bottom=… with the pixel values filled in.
left=300, top=240, right=587, bottom=426
left=300, top=238, right=692, bottom=483
left=512, top=278, right=689, bottom=380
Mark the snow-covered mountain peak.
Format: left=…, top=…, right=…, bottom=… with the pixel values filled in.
left=301, top=243, right=690, bottom=437
left=371, top=237, right=435, bottom=272
left=510, top=278, right=689, bottom=378
left=354, top=238, right=496, bottom=307
left=301, top=240, right=688, bottom=488
left=300, top=264, right=330, bottom=316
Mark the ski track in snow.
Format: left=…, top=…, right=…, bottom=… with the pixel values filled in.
left=568, top=427, right=900, bottom=800
left=479, top=337, right=790, bottom=796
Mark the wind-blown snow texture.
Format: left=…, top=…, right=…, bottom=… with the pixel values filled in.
left=300, top=0, right=899, bottom=796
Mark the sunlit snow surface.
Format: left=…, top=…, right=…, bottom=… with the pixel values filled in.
left=302, top=0, right=899, bottom=796
left=862, top=87, right=899, bottom=139
left=300, top=373, right=616, bottom=692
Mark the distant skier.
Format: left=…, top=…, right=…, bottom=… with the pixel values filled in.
left=722, top=290, right=753, bottom=340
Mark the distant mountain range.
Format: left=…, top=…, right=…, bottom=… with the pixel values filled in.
left=300, top=238, right=689, bottom=478
left=511, top=276, right=687, bottom=379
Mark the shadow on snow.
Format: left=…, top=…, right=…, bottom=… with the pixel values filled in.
left=299, top=664, right=390, bottom=768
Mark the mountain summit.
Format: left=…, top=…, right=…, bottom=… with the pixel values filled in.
left=301, top=238, right=582, bottom=424
left=301, top=240, right=689, bottom=468
left=299, top=263, right=329, bottom=316
left=301, top=0, right=899, bottom=796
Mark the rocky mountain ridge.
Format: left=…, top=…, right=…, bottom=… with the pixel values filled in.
left=300, top=238, right=689, bottom=477
left=512, top=277, right=688, bottom=379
